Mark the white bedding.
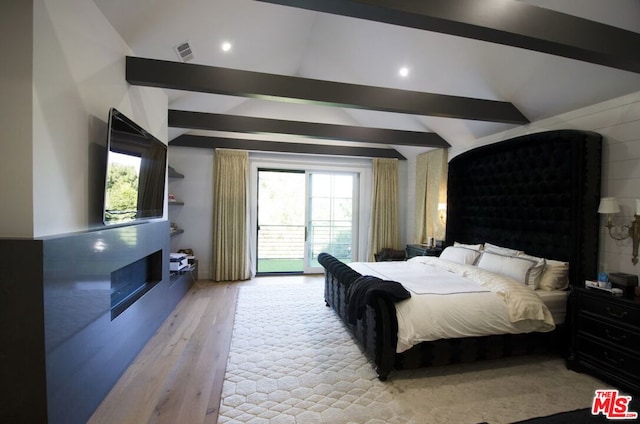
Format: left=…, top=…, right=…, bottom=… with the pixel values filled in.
left=349, top=256, right=557, bottom=353
left=536, top=290, right=568, bottom=324
left=349, top=261, right=490, bottom=295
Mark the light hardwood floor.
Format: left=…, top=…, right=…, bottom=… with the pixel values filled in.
left=89, top=274, right=322, bottom=424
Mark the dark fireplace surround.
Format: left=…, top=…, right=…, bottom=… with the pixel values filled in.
left=0, top=220, right=192, bottom=424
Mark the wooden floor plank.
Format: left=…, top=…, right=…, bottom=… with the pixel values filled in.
left=148, top=296, right=216, bottom=423
left=203, top=286, right=238, bottom=423
left=89, top=275, right=318, bottom=424
left=89, top=281, right=239, bottom=424
left=151, top=285, right=237, bottom=424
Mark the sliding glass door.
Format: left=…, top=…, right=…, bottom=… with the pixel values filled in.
left=304, top=172, right=356, bottom=272
left=257, top=169, right=358, bottom=274
left=257, top=170, right=306, bottom=273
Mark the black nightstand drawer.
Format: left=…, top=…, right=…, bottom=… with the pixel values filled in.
left=577, top=315, right=640, bottom=353
left=576, top=336, right=640, bottom=380
left=567, top=287, right=640, bottom=395
left=580, top=292, right=640, bottom=327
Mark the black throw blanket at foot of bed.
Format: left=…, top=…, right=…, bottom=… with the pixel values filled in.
left=345, top=275, right=410, bottom=324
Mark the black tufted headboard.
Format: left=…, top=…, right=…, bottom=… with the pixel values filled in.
left=445, top=130, right=602, bottom=286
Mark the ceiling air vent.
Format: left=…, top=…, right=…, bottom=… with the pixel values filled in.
left=174, top=41, right=194, bottom=62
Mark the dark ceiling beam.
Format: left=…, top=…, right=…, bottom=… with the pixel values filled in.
left=169, top=134, right=407, bottom=160
left=168, top=110, right=450, bottom=148
left=255, top=0, right=640, bottom=74
left=127, top=56, right=528, bottom=124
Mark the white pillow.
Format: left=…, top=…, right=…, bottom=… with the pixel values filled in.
left=538, top=259, right=570, bottom=290
left=477, top=251, right=539, bottom=285
left=484, top=242, right=523, bottom=256
left=454, top=242, right=483, bottom=251
left=439, top=246, right=481, bottom=265
left=516, top=253, right=547, bottom=290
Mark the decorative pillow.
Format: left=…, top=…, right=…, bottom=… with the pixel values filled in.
left=454, top=242, right=483, bottom=251
left=538, top=259, right=570, bottom=290
left=439, top=246, right=481, bottom=265
left=477, top=251, right=539, bottom=285
left=516, top=253, right=547, bottom=289
left=483, top=242, right=523, bottom=257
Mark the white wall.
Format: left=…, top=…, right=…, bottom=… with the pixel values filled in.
left=0, top=2, right=34, bottom=237
left=449, top=91, right=640, bottom=277
left=26, top=0, right=168, bottom=237
left=167, top=147, right=214, bottom=280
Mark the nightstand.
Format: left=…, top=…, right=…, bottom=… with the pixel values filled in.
left=567, top=286, right=640, bottom=395
left=405, top=244, right=442, bottom=259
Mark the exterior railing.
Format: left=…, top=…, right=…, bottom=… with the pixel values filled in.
left=258, top=225, right=305, bottom=259
left=258, top=224, right=351, bottom=257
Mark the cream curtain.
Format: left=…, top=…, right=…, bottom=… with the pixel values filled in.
left=211, top=149, right=251, bottom=281
left=368, top=158, right=400, bottom=261
left=414, top=148, right=448, bottom=244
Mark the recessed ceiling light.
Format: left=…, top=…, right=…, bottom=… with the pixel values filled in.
left=399, top=66, right=410, bottom=77
left=221, top=41, right=232, bottom=52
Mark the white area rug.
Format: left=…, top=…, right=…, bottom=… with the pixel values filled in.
left=219, top=280, right=612, bottom=424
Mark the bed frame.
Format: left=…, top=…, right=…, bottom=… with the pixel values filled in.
left=319, top=129, right=602, bottom=380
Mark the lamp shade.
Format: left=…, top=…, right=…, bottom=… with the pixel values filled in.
left=598, top=197, right=621, bottom=214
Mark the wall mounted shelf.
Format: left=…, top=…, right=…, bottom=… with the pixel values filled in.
left=168, top=165, right=184, bottom=179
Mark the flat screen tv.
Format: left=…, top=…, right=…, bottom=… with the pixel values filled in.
left=103, top=108, right=167, bottom=225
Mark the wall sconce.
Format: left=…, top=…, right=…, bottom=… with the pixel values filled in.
left=437, top=202, right=447, bottom=225
left=598, top=197, right=640, bottom=265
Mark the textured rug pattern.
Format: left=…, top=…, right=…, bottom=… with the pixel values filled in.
left=219, top=281, right=613, bottom=424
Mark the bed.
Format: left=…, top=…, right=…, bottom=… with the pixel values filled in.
left=319, top=129, right=602, bottom=380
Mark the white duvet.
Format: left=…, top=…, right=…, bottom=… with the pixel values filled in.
left=349, top=256, right=556, bottom=353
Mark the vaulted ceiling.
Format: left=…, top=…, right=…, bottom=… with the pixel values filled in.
left=94, top=0, right=640, bottom=159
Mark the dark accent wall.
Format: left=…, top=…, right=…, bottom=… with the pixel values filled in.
left=0, top=239, right=47, bottom=423
left=0, top=220, right=191, bottom=424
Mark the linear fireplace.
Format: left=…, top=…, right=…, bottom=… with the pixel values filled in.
left=110, top=249, right=163, bottom=320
